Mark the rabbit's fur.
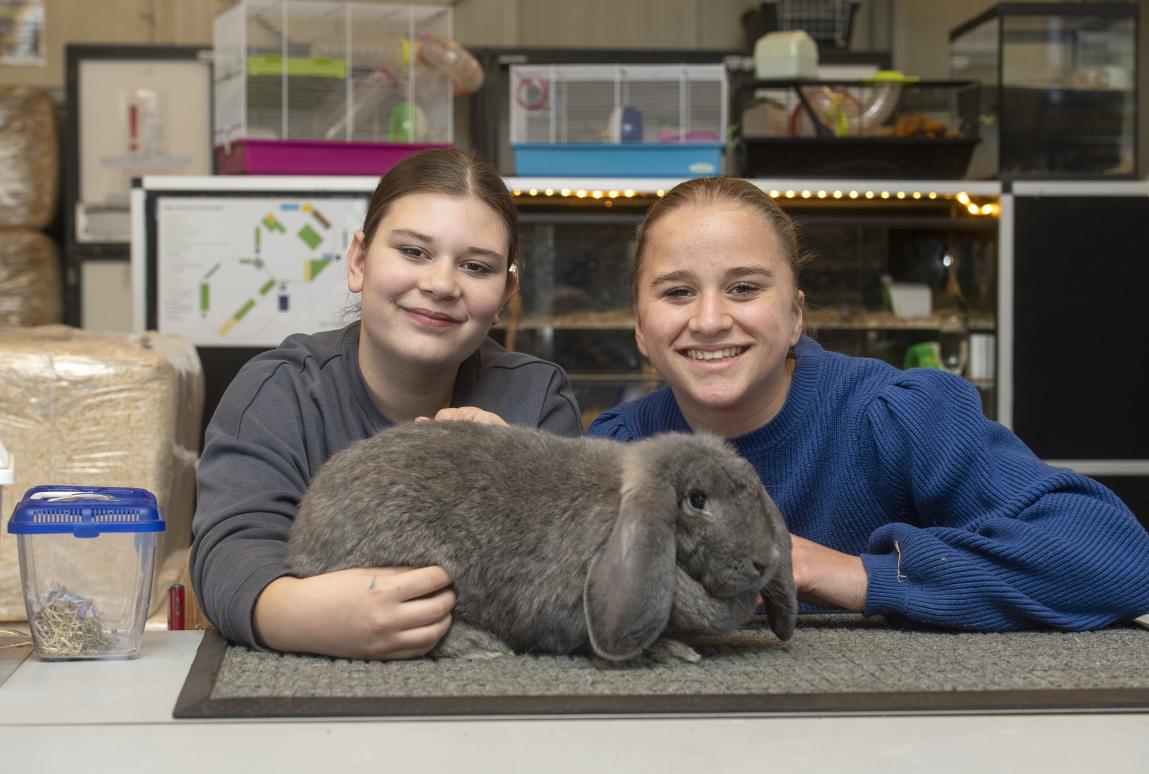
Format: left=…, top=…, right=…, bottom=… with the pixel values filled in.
left=286, top=421, right=796, bottom=662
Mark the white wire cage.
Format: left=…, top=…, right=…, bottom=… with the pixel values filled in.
left=213, top=0, right=454, bottom=149
left=508, top=63, right=729, bottom=175
left=509, top=63, right=728, bottom=147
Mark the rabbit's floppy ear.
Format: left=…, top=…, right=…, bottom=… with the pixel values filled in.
left=762, top=520, right=797, bottom=641
left=583, top=480, right=677, bottom=661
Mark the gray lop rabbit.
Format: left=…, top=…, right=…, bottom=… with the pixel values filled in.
left=285, top=420, right=796, bottom=662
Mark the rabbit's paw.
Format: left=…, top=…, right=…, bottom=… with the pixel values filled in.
left=430, top=621, right=514, bottom=660
left=592, top=638, right=702, bottom=669
left=644, top=638, right=702, bottom=664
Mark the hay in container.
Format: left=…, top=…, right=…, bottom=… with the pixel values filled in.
left=30, top=586, right=116, bottom=657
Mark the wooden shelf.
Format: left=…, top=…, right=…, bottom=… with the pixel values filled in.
left=806, top=310, right=996, bottom=332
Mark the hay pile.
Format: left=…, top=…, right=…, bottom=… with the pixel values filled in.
left=0, top=326, right=203, bottom=621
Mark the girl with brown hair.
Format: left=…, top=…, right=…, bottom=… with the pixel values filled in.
left=192, top=149, right=581, bottom=660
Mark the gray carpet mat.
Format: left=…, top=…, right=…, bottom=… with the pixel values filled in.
left=173, top=615, right=1149, bottom=718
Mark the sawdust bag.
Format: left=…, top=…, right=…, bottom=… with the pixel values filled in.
left=0, top=87, right=59, bottom=229
left=0, top=326, right=203, bottom=621
left=0, top=229, right=61, bottom=327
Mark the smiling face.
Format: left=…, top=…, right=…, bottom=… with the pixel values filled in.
left=634, top=202, right=804, bottom=437
left=348, top=192, right=516, bottom=378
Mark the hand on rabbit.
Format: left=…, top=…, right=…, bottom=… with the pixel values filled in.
left=253, top=566, right=456, bottom=660
left=790, top=534, right=868, bottom=612
left=418, top=406, right=508, bottom=426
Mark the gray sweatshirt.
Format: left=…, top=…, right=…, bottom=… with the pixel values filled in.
left=190, top=324, right=582, bottom=648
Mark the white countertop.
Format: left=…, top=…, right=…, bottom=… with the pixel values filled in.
left=1, top=631, right=1148, bottom=773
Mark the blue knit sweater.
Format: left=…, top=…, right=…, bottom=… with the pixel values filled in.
left=589, top=337, right=1149, bottom=631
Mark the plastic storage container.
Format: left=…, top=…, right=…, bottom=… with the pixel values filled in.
left=213, top=0, right=456, bottom=174
left=949, top=3, right=1138, bottom=179
left=7, top=486, right=165, bottom=660
left=509, top=63, right=728, bottom=177
left=754, top=31, right=818, bottom=79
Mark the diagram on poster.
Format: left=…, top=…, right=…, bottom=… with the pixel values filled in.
left=157, top=196, right=368, bottom=347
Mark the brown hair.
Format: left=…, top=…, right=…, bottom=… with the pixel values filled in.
left=631, top=177, right=810, bottom=306
left=361, top=147, right=521, bottom=278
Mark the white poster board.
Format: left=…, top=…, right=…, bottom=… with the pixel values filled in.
left=156, top=195, right=368, bottom=347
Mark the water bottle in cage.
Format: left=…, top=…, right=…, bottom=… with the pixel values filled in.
left=415, top=34, right=484, bottom=96
left=320, top=35, right=482, bottom=140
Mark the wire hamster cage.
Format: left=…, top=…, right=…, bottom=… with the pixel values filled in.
left=741, top=0, right=862, bottom=51
left=213, top=0, right=455, bottom=174
left=509, top=63, right=728, bottom=177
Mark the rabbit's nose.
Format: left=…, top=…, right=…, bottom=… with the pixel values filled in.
left=752, top=560, right=768, bottom=575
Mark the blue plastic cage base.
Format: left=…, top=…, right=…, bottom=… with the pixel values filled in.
left=512, top=143, right=725, bottom=177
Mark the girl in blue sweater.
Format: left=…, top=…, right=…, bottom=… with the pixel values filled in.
left=588, top=176, right=1149, bottom=631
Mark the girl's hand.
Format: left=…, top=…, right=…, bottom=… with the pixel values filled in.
left=426, top=406, right=508, bottom=426
left=253, top=566, right=455, bottom=660
left=789, top=534, right=868, bottom=612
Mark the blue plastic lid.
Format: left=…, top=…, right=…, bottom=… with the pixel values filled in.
left=7, top=485, right=165, bottom=538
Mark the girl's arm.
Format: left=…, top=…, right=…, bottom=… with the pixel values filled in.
left=858, top=370, right=1149, bottom=630
left=191, top=364, right=455, bottom=658
left=254, top=567, right=454, bottom=660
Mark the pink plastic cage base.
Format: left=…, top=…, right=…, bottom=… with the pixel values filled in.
left=215, top=139, right=451, bottom=175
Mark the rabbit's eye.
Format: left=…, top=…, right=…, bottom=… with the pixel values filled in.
left=688, top=490, right=707, bottom=510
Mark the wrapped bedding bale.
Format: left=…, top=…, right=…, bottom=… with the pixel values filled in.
left=0, top=326, right=204, bottom=621
left=0, top=87, right=59, bottom=229
left=0, top=229, right=62, bottom=326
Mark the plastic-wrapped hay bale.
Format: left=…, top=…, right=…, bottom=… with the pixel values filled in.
left=0, top=326, right=204, bottom=621
left=0, top=87, right=59, bottom=229
left=0, top=229, right=62, bottom=326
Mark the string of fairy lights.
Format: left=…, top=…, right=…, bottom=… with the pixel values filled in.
left=508, top=184, right=1001, bottom=216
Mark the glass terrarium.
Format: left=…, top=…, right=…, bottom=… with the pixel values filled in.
left=735, top=77, right=981, bottom=179
left=949, top=2, right=1137, bottom=179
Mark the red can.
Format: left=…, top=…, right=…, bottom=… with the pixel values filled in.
left=168, top=584, right=185, bottom=631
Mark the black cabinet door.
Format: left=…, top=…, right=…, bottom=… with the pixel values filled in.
left=1012, top=195, right=1149, bottom=461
